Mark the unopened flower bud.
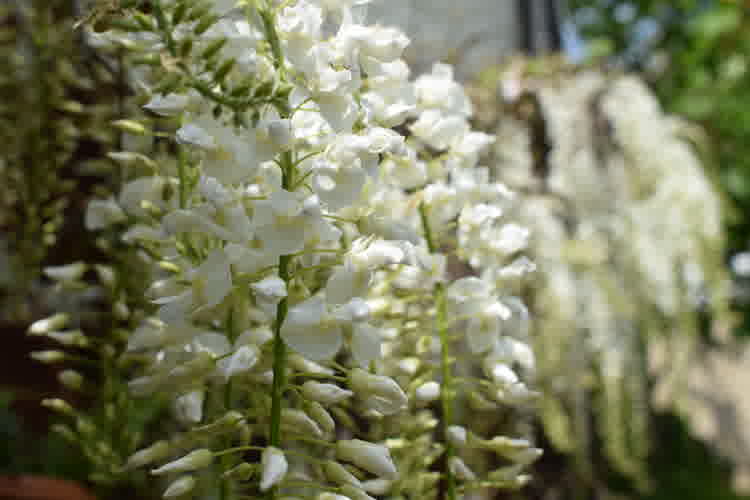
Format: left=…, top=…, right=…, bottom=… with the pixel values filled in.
left=301, top=381, right=353, bottom=405
left=350, top=369, right=407, bottom=415
left=267, top=119, right=293, bottom=151
left=448, top=456, right=476, bottom=480
left=470, top=435, right=542, bottom=465
left=43, top=330, right=89, bottom=348
left=288, top=355, right=335, bottom=376
left=31, top=351, right=66, bottom=364
left=415, top=381, right=440, bottom=403
left=223, top=462, right=255, bottom=480
left=487, top=464, right=524, bottom=482
left=107, top=151, right=157, bottom=169
left=251, top=276, right=287, bottom=303
left=446, top=425, right=467, bottom=448
left=468, top=390, right=498, bottom=411
left=28, top=313, right=68, bottom=335
left=86, top=199, right=126, bottom=230
left=307, top=401, right=335, bottom=434
left=192, top=410, right=244, bottom=436
left=396, top=357, right=420, bottom=375
left=114, top=301, right=131, bottom=320
left=336, top=440, right=398, bottom=479
left=324, top=460, right=362, bottom=488
left=76, top=417, right=96, bottom=437
left=44, top=262, right=87, bottom=282
left=167, top=353, right=214, bottom=383
left=41, top=398, right=74, bottom=416
left=58, top=370, right=84, bottom=390
left=174, top=390, right=204, bottom=424
left=94, top=265, right=117, bottom=287
left=340, top=485, right=376, bottom=500
left=163, top=475, right=196, bottom=498
left=317, top=494, right=350, bottom=500
left=126, top=441, right=171, bottom=470
left=144, top=94, right=190, bottom=117
left=361, top=479, right=392, bottom=495
left=260, top=447, right=287, bottom=491
left=281, top=408, right=323, bottom=438
left=51, top=423, right=76, bottom=442
left=415, top=472, right=441, bottom=490
left=218, top=345, right=260, bottom=380
left=483, top=361, right=518, bottom=386
left=151, top=448, right=214, bottom=475
left=112, top=119, right=149, bottom=135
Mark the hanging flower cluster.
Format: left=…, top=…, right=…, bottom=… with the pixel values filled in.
left=470, top=60, right=732, bottom=493
left=35, top=1, right=540, bottom=499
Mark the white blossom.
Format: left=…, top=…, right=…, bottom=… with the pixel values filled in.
left=260, top=447, right=288, bottom=491
left=336, top=439, right=398, bottom=479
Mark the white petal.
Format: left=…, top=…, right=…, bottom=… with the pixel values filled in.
left=260, top=447, right=288, bottom=491
left=192, top=332, right=231, bottom=357
left=174, top=390, right=204, bottom=424
left=467, top=315, right=499, bottom=354
left=85, top=198, right=125, bottom=230
left=326, top=264, right=371, bottom=305
left=251, top=276, right=287, bottom=302
left=225, top=244, right=277, bottom=275
left=284, top=322, right=342, bottom=362
left=301, top=381, right=354, bottom=404
left=163, top=476, right=196, bottom=498
left=194, top=248, right=232, bottom=308
left=157, top=290, right=193, bottom=324
left=254, top=218, right=307, bottom=256
left=281, top=296, right=342, bottom=361
left=177, top=123, right=217, bottom=149
left=144, top=93, right=189, bottom=116
left=219, top=345, right=260, bottom=380
left=352, top=323, right=382, bottom=368
left=336, top=440, right=398, bottom=479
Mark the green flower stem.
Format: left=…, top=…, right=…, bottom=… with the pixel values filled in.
left=269, top=252, right=290, bottom=450
left=152, top=0, right=176, bottom=57
left=269, top=151, right=294, bottom=479
left=436, top=280, right=456, bottom=500
left=259, top=6, right=284, bottom=77
left=260, top=8, right=294, bottom=498
left=419, top=203, right=456, bottom=500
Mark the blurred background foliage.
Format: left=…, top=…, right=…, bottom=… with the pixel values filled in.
left=0, top=1, right=165, bottom=498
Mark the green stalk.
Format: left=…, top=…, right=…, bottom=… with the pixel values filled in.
left=436, top=281, right=456, bottom=500
left=419, top=203, right=456, bottom=500
left=152, top=0, right=176, bottom=57
left=267, top=152, right=293, bottom=499
left=259, top=7, right=294, bottom=496
left=259, top=7, right=284, bottom=75
left=269, top=253, right=290, bottom=448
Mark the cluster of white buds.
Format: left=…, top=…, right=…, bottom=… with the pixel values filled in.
left=68, top=0, right=541, bottom=498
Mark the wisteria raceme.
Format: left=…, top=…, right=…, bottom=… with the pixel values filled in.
left=34, top=1, right=541, bottom=498
left=467, top=61, right=732, bottom=494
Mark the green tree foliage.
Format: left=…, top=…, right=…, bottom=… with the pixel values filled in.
left=570, top=0, right=750, bottom=253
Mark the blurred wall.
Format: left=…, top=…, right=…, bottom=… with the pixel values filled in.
left=366, top=0, right=562, bottom=77
left=366, top=0, right=521, bottom=77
